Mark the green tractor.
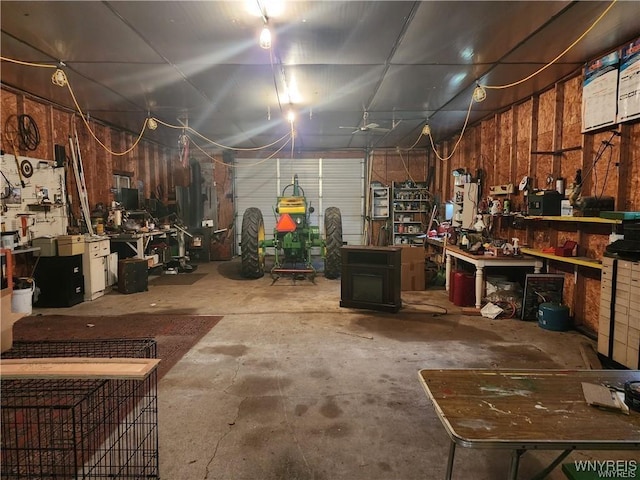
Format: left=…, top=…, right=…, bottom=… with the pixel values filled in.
left=240, top=174, right=343, bottom=280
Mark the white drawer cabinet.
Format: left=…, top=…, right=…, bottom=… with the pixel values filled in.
left=598, top=256, right=640, bottom=369
left=82, top=238, right=111, bottom=301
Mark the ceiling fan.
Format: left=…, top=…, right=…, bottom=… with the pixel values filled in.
left=339, top=111, right=392, bottom=134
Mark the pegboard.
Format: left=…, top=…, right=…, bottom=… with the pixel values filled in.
left=1, top=153, right=69, bottom=245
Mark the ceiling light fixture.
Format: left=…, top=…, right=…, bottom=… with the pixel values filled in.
left=472, top=84, right=487, bottom=103
left=287, top=109, right=295, bottom=124
left=147, top=117, right=158, bottom=131
left=260, top=25, right=272, bottom=49
left=421, top=124, right=431, bottom=136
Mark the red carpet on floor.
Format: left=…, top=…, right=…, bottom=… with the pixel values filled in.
left=9, top=314, right=222, bottom=379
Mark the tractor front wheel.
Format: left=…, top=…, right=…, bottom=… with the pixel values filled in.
left=324, top=207, right=343, bottom=279
left=241, top=207, right=265, bottom=278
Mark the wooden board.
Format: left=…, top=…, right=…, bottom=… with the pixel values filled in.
left=0, top=357, right=160, bottom=380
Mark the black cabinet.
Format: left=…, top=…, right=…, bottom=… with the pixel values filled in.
left=118, top=258, right=148, bottom=294
left=340, top=246, right=402, bottom=313
left=34, top=255, right=84, bottom=307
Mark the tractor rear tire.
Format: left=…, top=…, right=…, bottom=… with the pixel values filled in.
left=324, top=206, right=342, bottom=279
left=241, top=207, right=265, bottom=278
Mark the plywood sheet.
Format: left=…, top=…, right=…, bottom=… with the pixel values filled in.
left=563, top=76, right=582, bottom=128
left=583, top=277, right=601, bottom=332
left=626, top=123, right=640, bottom=210
left=537, top=89, right=555, bottom=136
left=516, top=100, right=533, bottom=137
left=480, top=117, right=496, bottom=189
left=0, top=357, right=160, bottom=380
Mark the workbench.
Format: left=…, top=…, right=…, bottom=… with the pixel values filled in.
left=444, top=245, right=543, bottom=308
left=419, top=369, right=640, bottom=480
left=108, top=229, right=176, bottom=265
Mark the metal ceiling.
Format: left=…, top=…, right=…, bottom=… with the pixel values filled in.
left=1, top=1, right=638, bottom=153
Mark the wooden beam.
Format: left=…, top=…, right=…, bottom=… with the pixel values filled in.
left=526, top=95, right=540, bottom=247
left=552, top=81, right=565, bottom=180
left=0, top=357, right=160, bottom=380
left=617, top=123, right=631, bottom=211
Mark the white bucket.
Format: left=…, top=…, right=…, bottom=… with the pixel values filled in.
left=11, top=281, right=35, bottom=315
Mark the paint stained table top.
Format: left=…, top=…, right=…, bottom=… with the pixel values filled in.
left=419, top=369, right=640, bottom=449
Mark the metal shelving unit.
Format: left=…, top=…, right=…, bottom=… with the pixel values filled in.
left=371, top=185, right=390, bottom=220
left=391, top=181, right=429, bottom=245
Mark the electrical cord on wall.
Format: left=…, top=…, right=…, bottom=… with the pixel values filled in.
left=597, top=146, right=615, bottom=200
left=579, top=130, right=618, bottom=193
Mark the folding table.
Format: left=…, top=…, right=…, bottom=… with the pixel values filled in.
left=418, top=369, right=640, bottom=479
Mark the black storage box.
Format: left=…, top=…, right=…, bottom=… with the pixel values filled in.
left=34, top=255, right=84, bottom=307
left=528, top=191, right=562, bottom=216
left=624, top=223, right=640, bottom=241
left=118, top=258, right=148, bottom=294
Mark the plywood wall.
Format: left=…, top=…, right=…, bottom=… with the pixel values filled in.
left=429, top=71, right=640, bottom=333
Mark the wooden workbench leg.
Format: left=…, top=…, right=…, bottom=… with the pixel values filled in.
left=445, top=440, right=456, bottom=480
left=534, top=260, right=543, bottom=274
left=445, top=253, right=452, bottom=292
left=475, top=266, right=484, bottom=308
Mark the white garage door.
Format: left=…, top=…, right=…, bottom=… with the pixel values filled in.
left=234, top=157, right=364, bottom=256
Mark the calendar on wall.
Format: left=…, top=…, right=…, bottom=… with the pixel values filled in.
left=617, top=37, right=640, bottom=124
left=581, top=51, right=619, bottom=133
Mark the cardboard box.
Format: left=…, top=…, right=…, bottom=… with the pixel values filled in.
left=145, top=254, right=160, bottom=268
left=32, top=237, right=57, bottom=256
left=401, top=261, right=425, bottom=291
left=57, top=235, right=84, bottom=256
left=400, top=245, right=425, bottom=263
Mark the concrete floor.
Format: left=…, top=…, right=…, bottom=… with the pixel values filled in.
left=32, top=258, right=636, bottom=480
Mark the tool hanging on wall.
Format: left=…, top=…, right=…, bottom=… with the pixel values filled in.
left=16, top=114, right=40, bottom=151
left=68, top=130, right=94, bottom=235
left=6, top=138, right=26, bottom=188
left=16, top=213, right=32, bottom=237
left=3, top=118, right=26, bottom=188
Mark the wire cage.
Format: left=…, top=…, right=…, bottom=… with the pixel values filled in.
left=1, top=339, right=159, bottom=479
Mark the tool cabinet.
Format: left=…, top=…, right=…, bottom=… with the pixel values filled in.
left=83, top=238, right=111, bottom=301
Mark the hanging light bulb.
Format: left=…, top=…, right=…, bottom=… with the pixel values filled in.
left=421, top=124, right=431, bottom=136
left=472, top=84, right=487, bottom=103
left=147, top=117, right=158, bottom=131
left=259, top=26, right=272, bottom=49
left=51, top=68, right=68, bottom=87
left=287, top=109, right=295, bottom=124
